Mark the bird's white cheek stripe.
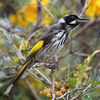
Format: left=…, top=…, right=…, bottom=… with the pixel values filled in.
left=69, top=20, right=77, bottom=24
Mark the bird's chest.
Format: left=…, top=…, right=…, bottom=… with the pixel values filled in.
left=51, top=31, right=67, bottom=53
left=35, top=31, right=68, bottom=61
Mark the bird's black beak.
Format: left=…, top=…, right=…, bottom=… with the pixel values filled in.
left=77, top=18, right=90, bottom=23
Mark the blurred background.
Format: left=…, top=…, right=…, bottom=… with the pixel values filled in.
left=0, top=0, right=100, bottom=100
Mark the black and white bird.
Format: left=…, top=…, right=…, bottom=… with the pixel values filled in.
left=4, top=14, right=89, bottom=95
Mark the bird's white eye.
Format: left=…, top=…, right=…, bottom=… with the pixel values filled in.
left=58, top=18, right=65, bottom=23
left=69, top=20, right=77, bottom=24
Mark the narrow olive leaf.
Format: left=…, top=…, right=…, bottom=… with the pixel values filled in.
left=91, top=50, right=100, bottom=58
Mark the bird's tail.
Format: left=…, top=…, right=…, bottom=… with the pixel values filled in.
left=4, top=62, right=29, bottom=96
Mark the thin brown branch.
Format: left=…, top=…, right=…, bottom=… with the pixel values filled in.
left=72, top=52, right=90, bottom=57
left=27, top=69, right=52, bottom=85
left=86, top=0, right=93, bottom=10
left=91, top=67, right=99, bottom=86
left=32, top=0, right=42, bottom=31
left=0, top=22, right=27, bottom=38
left=32, top=68, right=52, bottom=85
left=80, top=0, right=88, bottom=16
left=77, top=36, right=95, bottom=51
left=58, top=50, right=90, bottom=60
left=56, top=88, right=82, bottom=99
left=70, top=76, right=90, bottom=100
left=16, top=2, right=55, bottom=20
left=51, top=70, right=55, bottom=100
left=71, top=68, right=99, bottom=100
left=37, top=0, right=55, bottom=20
left=27, top=30, right=40, bottom=41
left=72, top=19, right=100, bottom=39
left=56, top=79, right=82, bottom=100
left=58, top=50, right=70, bottom=59
left=1, top=29, right=25, bottom=61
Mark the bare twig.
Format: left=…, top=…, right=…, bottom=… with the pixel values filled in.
left=1, top=28, right=25, bottom=61
left=58, top=50, right=90, bottom=60
left=56, top=88, right=82, bottom=99
left=91, top=68, right=99, bottom=86
left=72, top=19, right=100, bottom=39
left=1, top=27, right=52, bottom=93
left=56, top=68, right=99, bottom=100
left=70, top=76, right=89, bottom=100
left=27, top=30, right=40, bottom=41
left=27, top=69, right=52, bottom=85
left=19, top=38, right=24, bottom=52
left=16, top=2, right=55, bottom=20
left=0, top=22, right=27, bottom=38
left=80, top=0, right=88, bottom=16
left=32, top=68, right=52, bottom=85
left=51, top=70, right=55, bottom=100
left=72, top=52, right=90, bottom=57
left=66, top=90, right=70, bottom=100
left=70, top=68, right=99, bottom=100
left=58, top=50, right=70, bottom=59
left=37, top=0, right=55, bottom=20
left=80, top=0, right=93, bottom=16
left=86, top=0, right=93, bottom=10
left=56, top=78, right=82, bottom=100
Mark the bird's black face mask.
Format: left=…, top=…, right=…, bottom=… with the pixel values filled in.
left=63, top=14, right=89, bottom=28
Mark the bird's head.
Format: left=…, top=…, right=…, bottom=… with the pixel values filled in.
left=58, top=14, right=89, bottom=28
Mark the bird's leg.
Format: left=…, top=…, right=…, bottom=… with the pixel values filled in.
left=36, top=60, right=57, bottom=71
left=45, top=61, right=57, bottom=72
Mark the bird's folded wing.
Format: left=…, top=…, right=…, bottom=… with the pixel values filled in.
left=27, top=40, right=44, bottom=58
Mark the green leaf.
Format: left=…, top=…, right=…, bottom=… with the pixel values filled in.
left=68, top=78, right=77, bottom=89
left=87, top=80, right=93, bottom=86
left=87, top=80, right=100, bottom=87
left=93, top=81, right=100, bottom=87
left=69, top=72, right=74, bottom=78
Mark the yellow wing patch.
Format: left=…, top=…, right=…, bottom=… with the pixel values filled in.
left=28, top=40, right=44, bottom=58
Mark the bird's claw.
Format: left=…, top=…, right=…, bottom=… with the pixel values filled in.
left=45, top=61, right=57, bottom=72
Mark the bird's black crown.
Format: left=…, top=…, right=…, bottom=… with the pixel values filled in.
left=64, top=14, right=79, bottom=24
left=58, top=14, right=79, bottom=28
